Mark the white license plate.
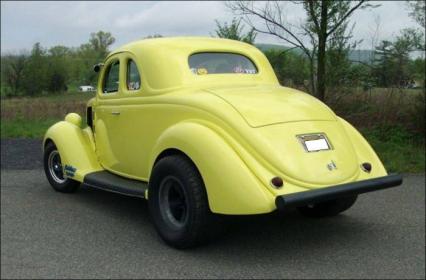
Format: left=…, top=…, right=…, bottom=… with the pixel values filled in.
left=305, top=138, right=330, bottom=152
left=297, top=134, right=331, bottom=152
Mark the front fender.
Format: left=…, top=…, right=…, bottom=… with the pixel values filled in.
left=43, top=116, right=102, bottom=182
left=149, top=122, right=275, bottom=215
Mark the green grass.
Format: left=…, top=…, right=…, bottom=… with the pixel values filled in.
left=1, top=90, right=94, bottom=102
left=1, top=118, right=58, bottom=139
left=360, top=126, right=425, bottom=173
left=40, top=91, right=94, bottom=102
left=0, top=92, right=91, bottom=138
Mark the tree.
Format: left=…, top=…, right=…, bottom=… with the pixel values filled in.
left=370, top=1, right=425, bottom=89
left=407, top=0, right=425, bottom=28
left=89, top=31, right=116, bottom=58
left=76, top=43, right=99, bottom=85
left=47, top=45, right=70, bottom=92
left=226, top=1, right=377, bottom=101
left=404, top=1, right=426, bottom=51
left=392, top=35, right=415, bottom=86
left=75, top=31, right=116, bottom=85
left=1, top=31, right=117, bottom=96
left=325, top=20, right=359, bottom=94
left=263, top=48, right=310, bottom=88
left=2, top=54, right=27, bottom=97
left=373, top=41, right=395, bottom=87
left=48, top=45, right=70, bottom=57
left=22, top=42, right=48, bottom=96
left=214, top=18, right=257, bottom=44
left=373, top=29, right=420, bottom=88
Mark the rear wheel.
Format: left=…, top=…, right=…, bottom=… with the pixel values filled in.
left=148, top=154, right=217, bottom=249
left=297, top=196, right=358, bottom=218
left=43, top=142, right=80, bottom=193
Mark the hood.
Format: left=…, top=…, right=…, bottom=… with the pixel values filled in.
left=205, top=85, right=336, bottom=127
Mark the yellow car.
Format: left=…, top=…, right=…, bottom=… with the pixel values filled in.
left=43, top=37, right=402, bottom=248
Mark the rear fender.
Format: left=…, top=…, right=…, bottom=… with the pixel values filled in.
left=149, top=122, right=275, bottom=215
left=338, top=117, right=387, bottom=179
left=43, top=114, right=102, bottom=182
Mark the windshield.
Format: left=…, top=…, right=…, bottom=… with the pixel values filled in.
left=189, top=52, right=257, bottom=75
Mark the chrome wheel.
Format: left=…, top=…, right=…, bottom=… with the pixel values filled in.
left=158, top=176, right=189, bottom=229
left=48, top=150, right=66, bottom=184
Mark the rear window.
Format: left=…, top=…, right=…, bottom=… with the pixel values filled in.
left=189, top=52, right=257, bottom=75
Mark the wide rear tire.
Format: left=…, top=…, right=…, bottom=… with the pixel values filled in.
left=43, top=142, right=80, bottom=193
left=148, top=154, right=217, bottom=249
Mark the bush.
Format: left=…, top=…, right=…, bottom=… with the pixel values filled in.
left=361, top=125, right=425, bottom=173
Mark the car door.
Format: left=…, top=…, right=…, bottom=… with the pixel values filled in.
left=94, top=56, right=125, bottom=172
left=113, top=56, right=146, bottom=177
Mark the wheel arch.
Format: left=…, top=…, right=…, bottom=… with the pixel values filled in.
left=43, top=119, right=102, bottom=182
left=43, top=138, right=54, bottom=148
left=153, top=148, right=191, bottom=166
left=148, top=121, right=274, bottom=214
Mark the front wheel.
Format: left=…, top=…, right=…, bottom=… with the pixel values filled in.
left=297, top=196, right=358, bottom=218
left=148, top=155, right=216, bottom=249
left=43, top=142, right=80, bottom=193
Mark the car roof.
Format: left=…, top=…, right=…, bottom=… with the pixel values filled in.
left=103, top=36, right=278, bottom=93
left=108, top=36, right=256, bottom=57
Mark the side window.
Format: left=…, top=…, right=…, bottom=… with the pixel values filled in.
left=103, top=60, right=120, bottom=93
left=127, top=60, right=141, bottom=91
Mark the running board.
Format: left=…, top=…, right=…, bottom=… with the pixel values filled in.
left=83, top=171, right=148, bottom=198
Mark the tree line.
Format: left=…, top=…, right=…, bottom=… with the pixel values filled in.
left=219, top=0, right=425, bottom=102
left=1, top=1, right=424, bottom=102
left=1, top=31, right=115, bottom=97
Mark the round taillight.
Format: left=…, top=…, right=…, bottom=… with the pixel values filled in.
left=270, top=176, right=284, bottom=188
left=361, top=162, right=372, bottom=173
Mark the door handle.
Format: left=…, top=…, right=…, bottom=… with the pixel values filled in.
left=111, top=111, right=121, bottom=116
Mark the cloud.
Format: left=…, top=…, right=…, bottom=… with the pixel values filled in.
left=115, top=2, right=226, bottom=32
left=1, top=1, right=234, bottom=53
left=0, top=1, right=421, bottom=54
left=350, top=1, right=419, bottom=47
left=111, top=1, right=232, bottom=46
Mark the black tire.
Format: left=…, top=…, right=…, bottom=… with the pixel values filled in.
left=297, top=196, right=358, bottom=218
left=148, top=154, right=217, bottom=249
left=43, top=141, right=80, bottom=193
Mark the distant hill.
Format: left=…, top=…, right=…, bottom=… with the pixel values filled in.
left=348, top=49, right=375, bottom=63
left=255, top=43, right=374, bottom=63
left=256, top=43, right=288, bottom=51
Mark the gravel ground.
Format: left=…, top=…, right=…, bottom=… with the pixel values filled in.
left=1, top=139, right=425, bottom=279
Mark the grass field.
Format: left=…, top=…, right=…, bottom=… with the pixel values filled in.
left=1, top=90, right=424, bottom=173
left=360, top=127, right=425, bottom=173
left=1, top=91, right=92, bottom=138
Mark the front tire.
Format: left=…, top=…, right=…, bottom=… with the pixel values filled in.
left=43, top=142, right=80, bottom=193
left=148, top=155, right=215, bottom=249
left=297, top=196, right=358, bottom=218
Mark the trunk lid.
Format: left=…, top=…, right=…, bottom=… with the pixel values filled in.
left=255, top=121, right=360, bottom=186
left=206, top=85, right=336, bottom=127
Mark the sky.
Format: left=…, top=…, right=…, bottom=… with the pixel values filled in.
left=0, top=1, right=420, bottom=54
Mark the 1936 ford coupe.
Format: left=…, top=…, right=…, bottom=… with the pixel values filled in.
left=43, top=37, right=402, bottom=248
